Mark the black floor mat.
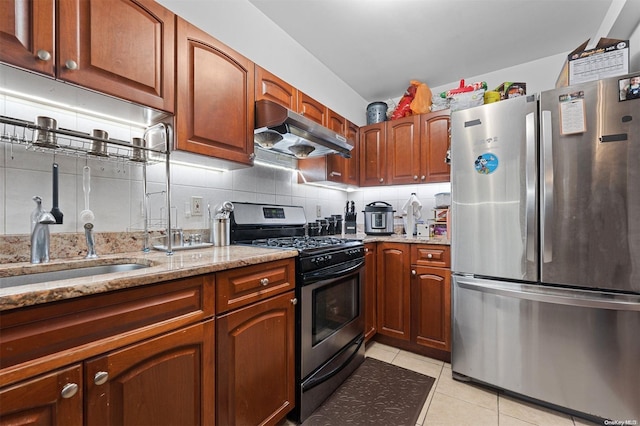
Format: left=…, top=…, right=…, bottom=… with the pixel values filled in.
left=301, top=357, right=436, bottom=426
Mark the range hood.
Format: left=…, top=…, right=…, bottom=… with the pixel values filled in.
left=254, top=99, right=353, bottom=159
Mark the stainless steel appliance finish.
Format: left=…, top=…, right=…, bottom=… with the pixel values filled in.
left=450, top=75, right=640, bottom=421
left=229, top=202, right=365, bottom=423
left=254, top=99, right=354, bottom=158
left=363, top=201, right=395, bottom=235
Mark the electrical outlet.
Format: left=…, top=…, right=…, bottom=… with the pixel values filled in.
left=316, top=205, right=321, bottom=217
left=191, top=196, right=203, bottom=216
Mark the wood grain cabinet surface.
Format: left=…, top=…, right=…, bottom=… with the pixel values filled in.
left=175, top=17, right=255, bottom=166
left=364, top=243, right=377, bottom=342
left=0, top=275, right=216, bottom=425
left=215, top=259, right=296, bottom=426
left=372, top=242, right=451, bottom=361
left=0, top=0, right=175, bottom=112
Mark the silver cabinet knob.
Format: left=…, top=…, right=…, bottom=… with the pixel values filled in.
left=427, top=253, right=433, bottom=259
left=413, top=175, right=418, bottom=180
left=61, top=383, right=79, bottom=399
left=36, top=50, right=51, bottom=61
left=421, top=175, right=426, bottom=180
left=94, top=371, right=109, bottom=385
left=64, top=59, right=78, bottom=70
left=379, top=178, right=384, bottom=183
left=291, top=298, right=298, bottom=305
left=411, top=269, right=417, bottom=276
left=249, top=152, right=256, bottom=160
left=260, top=278, right=269, bottom=286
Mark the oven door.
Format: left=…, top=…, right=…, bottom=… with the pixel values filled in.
left=299, top=258, right=364, bottom=380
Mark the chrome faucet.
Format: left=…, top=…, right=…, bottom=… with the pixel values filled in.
left=84, top=223, right=98, bottom=258
left=30, top=196, right=56, bottom=264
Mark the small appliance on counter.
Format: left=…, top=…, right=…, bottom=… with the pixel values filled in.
left=344, top=200, right=357, bottom=234
left=363, top=201, right=395, bottom=235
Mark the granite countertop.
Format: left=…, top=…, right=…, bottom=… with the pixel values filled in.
left=0, top=246, right=298, bottom=312
left=0, top=236, right=448, bottom=312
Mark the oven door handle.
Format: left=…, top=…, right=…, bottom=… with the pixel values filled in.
left=302, top=258, right=365, bottom=283
left=301, top=335, right=364, bottom=392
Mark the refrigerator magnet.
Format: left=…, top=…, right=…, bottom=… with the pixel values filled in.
left=559, top=91, right=586, bottom=135
left=474, top=153, right=498, bottom=174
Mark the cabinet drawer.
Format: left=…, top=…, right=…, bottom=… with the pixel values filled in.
left=0, top=275, right=214, bottom=373
left=411, top=245, right=450, bottom=268
left=216, top=259, right=295, bottom=313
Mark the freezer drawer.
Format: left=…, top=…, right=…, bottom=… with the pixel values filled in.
left=452, top=275, right=640, bottom=421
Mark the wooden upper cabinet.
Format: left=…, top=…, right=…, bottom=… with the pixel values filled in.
left=0, top=0, right=55, bottom=76
left=175, top=17, right=255, bottom=166
left=420, top=110, right=451, bottom=182
left=359, top=122, right=386, bottom=186
left=386, top=115, right=421, bottom=185
left=297, top=91, right=327, bottom=126
left=57, top=0, right=175, bottom=112
left=344, top=120, right=360, bottom=185
left=255, top=65, right=296, bottom=109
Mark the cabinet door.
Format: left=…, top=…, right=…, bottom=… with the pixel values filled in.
left=344, top=120, right=360, bottom=185
left=217, top=291, right=296, bottom=426
left=255, top=65, right=296, bottom=109
left=325, top=109, right=347, bottom=183
left=359, top=122, right=386, bottom=186
left=0, top=0, right=55, bottom=76
left=411, top=265, right=451, bottom=351
left=297, top=91, right=326, bottom=125
left=364, top=243, right=377, bottom=341
left=420, top=110, right=451, bottom=183
left=376, top=243, right=410, bottom=340
left=0, top=364, right=82, bottom=426
left=175, top=17, right=255, bottom=166
left=85, top=320, right=215, bottom=426
left=386, top=115, right=421, bottom=185
left=57, top=0, right=175, bottom=112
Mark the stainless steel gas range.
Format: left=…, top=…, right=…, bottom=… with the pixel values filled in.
left=230, top=202, right=365, bottom=423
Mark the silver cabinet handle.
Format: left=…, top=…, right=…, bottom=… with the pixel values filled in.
left=427, top=253, right=433, bottom=259
left=420, top=175, right=426, bottom=180
left=379, top=178, right=384, bottom=183
left=411, top=269, right=417, bottom=276
left=61, top=383, right=79, bottom=399
left=260, top=278, right=269, bottom=286
left=36, top=50, right=51, bottom=61
left=413, top=175, right=418, bottom=180
left=65, top=59, right=78, bottom=70
left=291, top=298, right=298, bottom=305
left=94, top=371, right=109, bottom=385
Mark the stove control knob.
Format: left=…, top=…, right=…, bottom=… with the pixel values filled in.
left=260, top=278, right=269, bottom=286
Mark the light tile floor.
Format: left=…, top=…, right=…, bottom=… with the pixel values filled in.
left=365, top=342, right=601, bottom=426
left=283, top=342, right=603, bottom=426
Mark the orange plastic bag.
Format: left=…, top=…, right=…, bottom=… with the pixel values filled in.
left=410, top=80, right=432, bottom=114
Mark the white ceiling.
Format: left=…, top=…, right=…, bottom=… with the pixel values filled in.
left=246, top=0, right=639, bottom=101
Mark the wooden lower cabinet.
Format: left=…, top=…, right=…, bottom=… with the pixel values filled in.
left=216, top=290, right=296, bottom=426
left=0, top=275, right=215, bottom=425
left=85, top=320, right=214, bottom=426
left=376, top=243, right=411, bottom=341
left=373, top=243, right=452, bottom=361
left=364, top=243, right=377, bottom=341
left=0, top=364, right=82, bottom=426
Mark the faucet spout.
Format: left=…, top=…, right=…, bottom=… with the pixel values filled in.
left=30, top=196, right=56, bottom=264
left=84, top=223, right=98, bottom=259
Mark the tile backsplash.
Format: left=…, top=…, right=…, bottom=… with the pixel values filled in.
left=1, top=93, right=450, bottom=257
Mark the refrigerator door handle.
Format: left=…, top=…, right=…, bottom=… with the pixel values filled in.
left=525, top=112, right=536, bottom=262
left=540, top=110, right=554, bottom=263
left=456, top=278, right=640, bottom=311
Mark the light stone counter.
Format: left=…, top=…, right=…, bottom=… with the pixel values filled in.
left=0, top=246, right=298, bottom=311
left=350, top=233, right=450, bottom=245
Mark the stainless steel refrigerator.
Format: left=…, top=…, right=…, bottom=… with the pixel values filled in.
left=450, top=74, right=640, bottom=421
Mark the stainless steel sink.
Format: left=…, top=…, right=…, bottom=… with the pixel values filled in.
left=0, top=263, right=150, bottom=289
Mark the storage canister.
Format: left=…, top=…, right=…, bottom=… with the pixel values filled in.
left=366, top=102, right=388, bottom=125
